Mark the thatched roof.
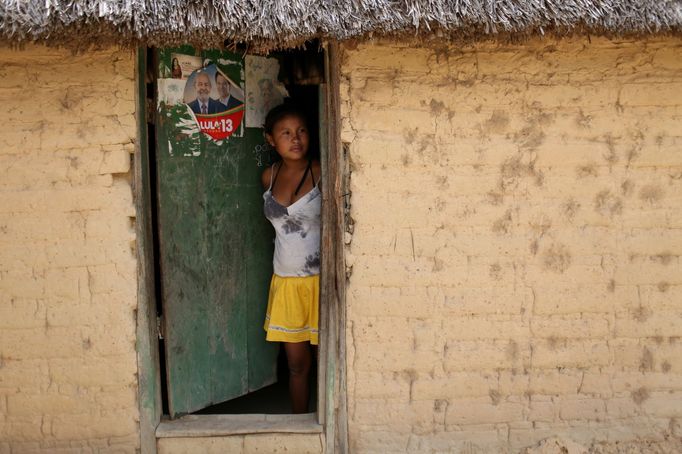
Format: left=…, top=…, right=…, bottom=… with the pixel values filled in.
left=1, top=1, right=681, bottom=50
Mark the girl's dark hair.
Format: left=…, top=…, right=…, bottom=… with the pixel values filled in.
left=264, top=102, right=307, bottom=134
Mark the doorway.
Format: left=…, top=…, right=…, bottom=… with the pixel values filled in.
left=144, top=43, right=326, bottom=418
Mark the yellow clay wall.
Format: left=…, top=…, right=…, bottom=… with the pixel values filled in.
left=157, top=433, right=324, bottom=453
left=340, top=37, right=682, bottom=453
left=0, top=45, right=139, bottom=451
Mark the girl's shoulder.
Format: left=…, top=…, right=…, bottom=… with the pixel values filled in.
left=311, top=159, right=322, bottom=186
left=261, top=163, right=277, bottom=190
left=311, top=159, right=321, bottom=177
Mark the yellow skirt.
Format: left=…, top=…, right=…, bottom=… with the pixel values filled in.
left=264, top=274, right=319, bottom=345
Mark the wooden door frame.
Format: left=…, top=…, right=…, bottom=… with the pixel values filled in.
left=134, top=42, right=348, bottom=453
left=134, top=46, right=163, bottom=454
left=318, top=41, right=349, bottom=453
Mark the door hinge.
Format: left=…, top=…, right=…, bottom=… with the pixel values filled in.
left=157, top=315, right=164, bottom=340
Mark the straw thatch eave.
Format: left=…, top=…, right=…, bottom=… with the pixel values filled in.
left=1, top=1, right=681, bottom=51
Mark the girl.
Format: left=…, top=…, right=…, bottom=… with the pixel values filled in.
left=261, top=104, right=321, bottom=414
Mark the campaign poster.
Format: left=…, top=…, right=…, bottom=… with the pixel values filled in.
left=182, top=64, right=245, bottom=141
left=170, top=53, right=203, bottom=80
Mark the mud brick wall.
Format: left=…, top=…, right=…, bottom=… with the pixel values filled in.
left=157, top=433, right=324, bottom=454
left=0, top=46, right=139, bottom=451
left=341, top=38, right=682, bottom=453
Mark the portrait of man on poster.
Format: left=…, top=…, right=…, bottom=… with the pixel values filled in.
left=187, top=71, right=227, bottom=115
left=215, top=72, right=245, bottom=111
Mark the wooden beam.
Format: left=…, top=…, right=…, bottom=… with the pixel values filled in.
left=134, top=46, right=163, bottom=454
left=320, top=40, right=349, bottom=454
left=157, top=413, right=322, bottom=437
left=317, top=82, right=329, bottom=426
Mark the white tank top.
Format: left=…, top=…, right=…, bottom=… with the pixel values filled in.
left=263, top=162, right=321, bottom=277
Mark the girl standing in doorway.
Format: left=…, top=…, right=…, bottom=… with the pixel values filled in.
left=261, top=104, right=320, bottom=414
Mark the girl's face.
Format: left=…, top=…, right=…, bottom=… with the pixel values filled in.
left=266, top=115, right=309, bottom=161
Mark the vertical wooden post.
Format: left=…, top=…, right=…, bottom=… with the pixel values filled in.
left=134, top=47, right=162, bottom=454
left=317, top=82, right=329, bottom=426
left=320, top=40, right=349, bottom=454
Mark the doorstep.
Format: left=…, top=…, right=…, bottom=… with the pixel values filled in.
left=156, top=413, right=323, bottom=437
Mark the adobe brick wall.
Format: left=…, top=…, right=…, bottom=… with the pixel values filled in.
left=157, top=433, right=324, bottom=453
left=0, top=46, right=139, bottom=451
left=340, top=37, right=682, bottom=453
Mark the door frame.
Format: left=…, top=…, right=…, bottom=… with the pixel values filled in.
left=134, top=42, right=348, bottom=453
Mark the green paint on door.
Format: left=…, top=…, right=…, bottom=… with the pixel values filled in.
left=155, top=47, right=279, bottom=417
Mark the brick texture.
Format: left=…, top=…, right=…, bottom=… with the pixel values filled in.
left=342, top=37, right=682, bottom=453
left=158, top=434, right=324, bottom=454
left=0, top=45, right=139, bottom=451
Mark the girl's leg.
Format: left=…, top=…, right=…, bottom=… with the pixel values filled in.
left=283, top=341, right=311, bottom=413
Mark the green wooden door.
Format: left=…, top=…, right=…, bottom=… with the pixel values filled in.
left=154, top=47, right=279, bottom=417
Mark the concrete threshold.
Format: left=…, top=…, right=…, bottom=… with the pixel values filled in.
left=156, top=413, right=322, bottom=437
